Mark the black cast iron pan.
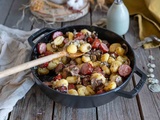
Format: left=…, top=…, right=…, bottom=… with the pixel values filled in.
left=28, top=25, right=147, bottom=108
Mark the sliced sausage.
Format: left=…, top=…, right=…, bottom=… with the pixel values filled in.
left=80, top=63, right=93, bottom=75
left=118, top=64, right=132, bottom=77
left=87, top=37, right=94, bottom=43
left=37, top=43, right=46, bottom=54
left=52, top=31, right=63, bottom=40
left=39, top=62, right=49, bottom=68
left=68, top=83, right=75, bottom=90
left=61, top=69, right=71, bottom=79
left=96, top=89, right=105, bottom=94
left=92, top=38, right=101, bottom=49
left=55, top=63, right=64, bottom=74
left=99, top=43, right=109, bottom=53
left=93, top=67, right=102, bottom=74
left=53, top=74, right=62, bottom=81
left=63, top=38, right=69, bottom=44
left=44, top=51, right=53, bottom=56
left=74, top=32, right=85, bottom=40
left=102, top=40, right=110, bottom=47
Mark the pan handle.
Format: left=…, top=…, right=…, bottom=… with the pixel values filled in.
left=28, top=28, right=53, bottom=47
left=116, top=66, right=147, bottom=98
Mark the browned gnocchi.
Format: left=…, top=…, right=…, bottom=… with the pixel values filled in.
left=37, top=29, right=132, bottom=96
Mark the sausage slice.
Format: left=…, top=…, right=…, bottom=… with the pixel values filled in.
left=118, top=64, right=132, bottom=77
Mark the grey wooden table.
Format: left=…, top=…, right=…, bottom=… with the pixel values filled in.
left=0, top=0, right=160, bottom=120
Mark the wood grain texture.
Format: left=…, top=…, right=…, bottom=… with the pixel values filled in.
left=97, top=79, right=141, bottom=120
left=54, top=103, right=97, bottom=120
left=91, top=7, right=107, bottom=26
left=125, top=18, right=160, bottom=120
left=4, top=0, right=33, bottom=30
left=0, top=0, right=14, bottom=24
left=9, top=85, right=54, bottom=120
left=31, top=18, right=62, bottom=29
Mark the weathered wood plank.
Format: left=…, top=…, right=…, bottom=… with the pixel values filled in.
left=97, top=79, right=141, bottom=120
left=125, top=18, right=160, bottom=120
left=4, top=0, right=33, bottom=30
left=91, top=8, right=107, bottom=26
left=9, top=85, right=54, bottom=120
left=31, top=18, right=62, bottom=29
left=54, top=103, right=97, bottom=120
left=0, top=0, right=14, bottom=24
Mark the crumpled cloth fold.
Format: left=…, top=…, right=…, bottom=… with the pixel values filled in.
left=0, top=25, right=38, bottom=120
left=123, top=0, right=160, bottom=49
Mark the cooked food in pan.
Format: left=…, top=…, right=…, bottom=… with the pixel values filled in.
left=36, top=29, right=132, bottom=96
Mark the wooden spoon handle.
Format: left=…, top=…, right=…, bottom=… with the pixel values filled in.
left=0, top=50, right=67, bottom=79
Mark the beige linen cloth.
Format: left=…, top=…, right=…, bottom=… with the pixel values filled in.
left=0, top=25, right=38, bottom=120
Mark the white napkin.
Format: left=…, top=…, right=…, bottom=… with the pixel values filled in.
left=0, top=25, right=39, bottom=120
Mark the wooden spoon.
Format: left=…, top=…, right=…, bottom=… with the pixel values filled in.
left=0, top=50, right=84, bottom=79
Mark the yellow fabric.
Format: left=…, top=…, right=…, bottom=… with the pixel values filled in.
left=123, top=0, right=160, bottom=49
